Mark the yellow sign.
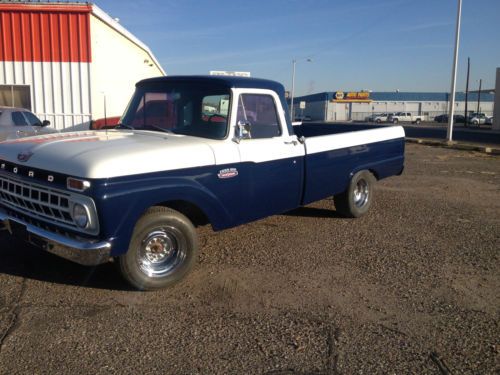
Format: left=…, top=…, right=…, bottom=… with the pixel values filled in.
left=332, top=91, right=371, bottom=102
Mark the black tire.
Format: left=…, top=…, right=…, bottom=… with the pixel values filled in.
left=376, top=119, right=381, bottom=124
left=415, top=118, right=421, bottom=124
left=334, top=170, right=375, bottom=218
left=118, top=207, right=198, bottom=290
left=392, top=118, right=398, bottom=124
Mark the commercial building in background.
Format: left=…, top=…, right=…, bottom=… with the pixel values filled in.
left=292, top=91, right=495, bottom=122
left=0, top=1, right=165, bottom=130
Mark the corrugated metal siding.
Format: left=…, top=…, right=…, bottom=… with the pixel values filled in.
left=0, top=3, right=92, bottom=130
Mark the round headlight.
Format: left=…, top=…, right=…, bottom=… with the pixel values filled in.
left=73, top=204, right=89, bottom=228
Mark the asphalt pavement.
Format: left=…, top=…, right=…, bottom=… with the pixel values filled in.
left=399, top=123, right=500, bottom=146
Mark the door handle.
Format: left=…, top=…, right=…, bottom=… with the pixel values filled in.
left=284, top=140, right=298, bottom=146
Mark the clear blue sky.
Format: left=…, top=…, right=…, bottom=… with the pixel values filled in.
left=96, top=0, right=500, bottom=96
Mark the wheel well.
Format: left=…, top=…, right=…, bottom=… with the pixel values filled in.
left=368, top=169, right=379, bottom=180
left=157, top=200, right=210, bottom=227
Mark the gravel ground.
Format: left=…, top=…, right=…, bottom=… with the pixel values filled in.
left=0, top=143, right=499, bottom=374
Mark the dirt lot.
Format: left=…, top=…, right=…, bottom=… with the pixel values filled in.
left=0, top=143, right=499, bottom=374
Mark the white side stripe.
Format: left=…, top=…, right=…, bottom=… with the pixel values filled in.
left=305, top=126, right=405, bottom=155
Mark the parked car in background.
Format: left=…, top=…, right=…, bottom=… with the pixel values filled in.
left=368, top=113, right=394, bottom=123
left=0, top=106, right=57, bottom=141
left=388, top=112, right=427, bottom=124
left=434, top=114, right=465, bottom=123
left=467, top=113, right=488, bottom=126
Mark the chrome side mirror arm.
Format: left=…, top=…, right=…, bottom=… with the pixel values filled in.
left=233, top=120, right=252, bottom=143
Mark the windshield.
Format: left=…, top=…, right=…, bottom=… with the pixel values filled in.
left=120, top=82, right=230, bottom=140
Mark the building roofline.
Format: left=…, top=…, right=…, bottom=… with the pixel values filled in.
left=0, top=1, right=165, bottom=75
left=90, top=4, right=166, bottom=75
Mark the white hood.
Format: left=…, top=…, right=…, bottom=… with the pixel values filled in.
left=0, top=130, right=216, bottom=179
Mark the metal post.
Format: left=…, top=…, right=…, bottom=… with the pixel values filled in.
left=290, top=59, right=296, bottom=121
left=476, top=78, right=482, bottom=114
left=446, top=0, right=462, bottom=142
left=464, top=57, right=470, bottom=123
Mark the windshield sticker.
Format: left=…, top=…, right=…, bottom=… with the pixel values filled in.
left=217, top=168, right=238, bottom=179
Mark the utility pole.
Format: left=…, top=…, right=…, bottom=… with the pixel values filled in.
left=290, top=58, right=312, bottom=121
left=290, top=59, right=296, bottom=121
left=464, top=57, right=470, bottom=121
left=476, top=78, right=482, bottom=114
left=446, top=0, right=462, bottom=142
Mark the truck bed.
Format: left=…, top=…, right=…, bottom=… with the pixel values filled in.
left=294, top=123, right=405, bottom=205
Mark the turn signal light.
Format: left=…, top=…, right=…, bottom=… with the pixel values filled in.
left=67, top=178, right=91, bottom=192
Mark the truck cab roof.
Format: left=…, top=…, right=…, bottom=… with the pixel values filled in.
left=137, top=75, right=286, bottom=94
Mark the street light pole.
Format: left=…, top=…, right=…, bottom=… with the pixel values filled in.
left=290, top=58, right=312, bottom=121
left=464, top=57, right=470, bottom=120
left=476, top=78, right=482, bottom=114
left=446, top=0, right=462, bottom=142
left=290, top=59, right=296, bottom=121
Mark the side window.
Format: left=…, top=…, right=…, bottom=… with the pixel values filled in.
left=201, top=94, right=229, bottom=123
left=12, top=111, right=28, bottom=126
left=23, top=111, right=42, bottom=126
left=237, top=94, right=281, bottom=139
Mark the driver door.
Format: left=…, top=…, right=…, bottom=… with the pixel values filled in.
left=233, top=90, right=304, bottom=223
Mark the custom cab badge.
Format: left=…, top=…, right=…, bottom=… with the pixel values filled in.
left=17, top=150, right=34, bottom=162
left=217, top=168, right=238, bottom=179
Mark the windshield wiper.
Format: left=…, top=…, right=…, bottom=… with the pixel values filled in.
left=145, top=125, right=172, bottom=134
left=116, top=124, right=135, bottom=130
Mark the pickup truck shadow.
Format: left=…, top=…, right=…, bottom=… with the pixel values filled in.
left=0, top=237, right=133, bottom=291
left=283, top=206, right=343, bottom=219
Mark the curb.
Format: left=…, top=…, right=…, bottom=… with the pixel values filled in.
left=405, top=138, right=500, bottom=155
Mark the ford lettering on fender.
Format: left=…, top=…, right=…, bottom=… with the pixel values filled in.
left=0, top=76, right=405, bottom=290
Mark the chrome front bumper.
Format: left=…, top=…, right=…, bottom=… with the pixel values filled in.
left=0, top=210, right=112, bottom=266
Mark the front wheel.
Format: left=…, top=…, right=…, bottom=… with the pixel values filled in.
left=334, top=170, right=375, bottom=218
left=392, top=118, right=398, bottom=124
left=118, top=207, right=199, bottom=290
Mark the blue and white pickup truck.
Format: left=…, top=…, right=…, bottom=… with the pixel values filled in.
left=0, top=76, right=405, bottom=290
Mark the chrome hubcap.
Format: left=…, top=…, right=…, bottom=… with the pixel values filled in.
left=137, top=227, right=186, bottom=278
left=353, top=179, right=369, bottom=207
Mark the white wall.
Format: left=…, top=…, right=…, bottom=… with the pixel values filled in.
left=90, top=14, right=164, bottom=121
left=0, top=61, right=91, bottom=130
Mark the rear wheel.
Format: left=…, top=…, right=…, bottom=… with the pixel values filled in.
left=334, top=170, right=375, bottom=218
left=415, top=118, right=421, bottom=124
left=119, top=207, right=198, bottom=290
left=392, top=118, right=398, bottom=124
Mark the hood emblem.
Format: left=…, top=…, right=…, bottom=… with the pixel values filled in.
left=17, top=151, right=34, bottom=162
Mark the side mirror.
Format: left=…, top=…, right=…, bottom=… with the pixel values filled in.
left=41, top=120, right=50, bottom=127
left=234, top=120, right=251, bottom=143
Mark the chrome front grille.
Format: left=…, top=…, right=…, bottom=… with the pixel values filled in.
left=0, top=174, right=76, bottom=229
